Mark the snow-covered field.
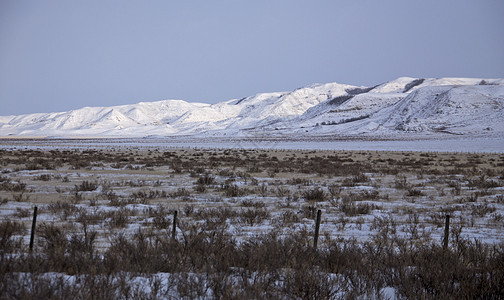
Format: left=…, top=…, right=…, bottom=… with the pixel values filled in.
left=1, top=135, right=504, bottom=153
left=1, top=145, right=503, bottom=298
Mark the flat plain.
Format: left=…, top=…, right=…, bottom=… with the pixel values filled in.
left=1, top=145, right=503, bottom=299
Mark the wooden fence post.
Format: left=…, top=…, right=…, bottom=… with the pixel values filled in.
left=172, top=210, right=178, bottom=240
left=29, top=206, right=38, bottom=252
left=314, top=210, right=322, bottom=249
left=443, top=215, right=450, bottom=250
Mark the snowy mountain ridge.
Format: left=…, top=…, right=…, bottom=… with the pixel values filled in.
left=1, top=77, right=504, bottom=139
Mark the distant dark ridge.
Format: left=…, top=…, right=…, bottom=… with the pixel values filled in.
left=479, top=80, right=500, bottom=85
left=234, top=97, right=247, bottom=105
left=345, top=84, right=380, bottom=95
left=328, top=95, right=353, bottom=106
left=403, top=78, right=425, bottom=93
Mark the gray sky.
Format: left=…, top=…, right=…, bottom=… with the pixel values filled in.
left=1, top=0, right=503, bottom=115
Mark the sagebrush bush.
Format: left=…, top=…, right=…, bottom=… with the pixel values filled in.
left=302, top=187, right=326, bottom=202
left=0, top=220, right=25, bottom=253
left=74, top=180, right=98, bottom=192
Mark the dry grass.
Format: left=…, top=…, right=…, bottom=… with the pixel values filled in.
left=1, top=147, right=503, bottom=298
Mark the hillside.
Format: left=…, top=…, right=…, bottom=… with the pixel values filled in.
left=1, top=77, right=503, bottom=139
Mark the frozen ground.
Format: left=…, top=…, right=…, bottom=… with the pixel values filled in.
left=1, top=142, right=503, bottom=298
left=1, top=145, right=503, bottom=244
left=1, top=135, right=503, bottom=153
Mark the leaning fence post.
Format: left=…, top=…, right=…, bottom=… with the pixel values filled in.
left=29, top=206, right=38, bottom=252
left=172, top=210, right=178, bottom=240
left=313, top=209, right=322, bottom=249
left=443, top=215, right=450, bottom=250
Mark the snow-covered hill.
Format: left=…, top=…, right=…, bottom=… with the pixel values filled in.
left=1, top=77, right=503, bottom=139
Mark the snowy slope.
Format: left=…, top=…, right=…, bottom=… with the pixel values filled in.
left=1, top=77, right=503, bottom=138
left=247, top=78, right=504, bottom=138
left=378, top=84, right=504, bottom=134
